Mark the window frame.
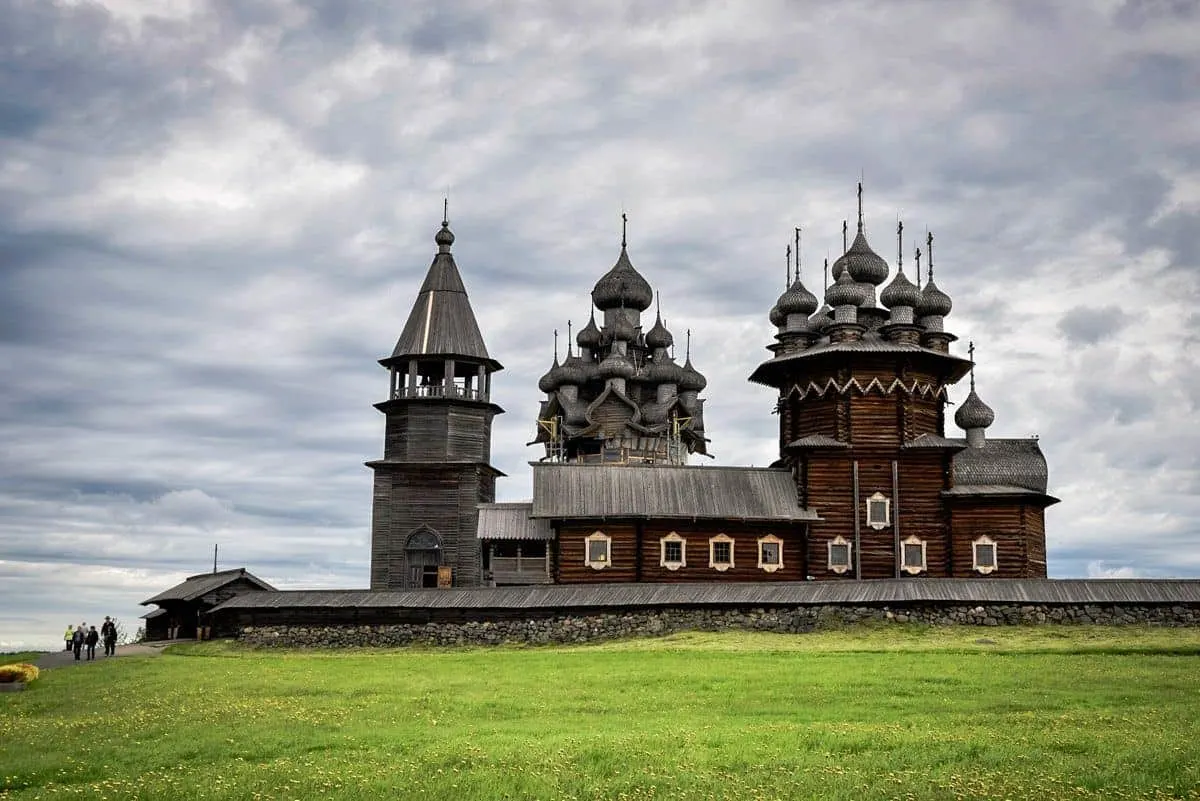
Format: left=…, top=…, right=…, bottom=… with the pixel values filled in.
left=827, top=535, right=852, bottom=574
left=900, top=534, right=927, bottom=575
left=584, top=530, right=611, bottom=570
left=708, top=534, right=735, bottom=571
left=757, top=534, right=784, bottom=573
left=972, top=535, right=997, bottom=575
left=866, top=492, right=891, bottom=530
left=659, top=532, right=687, bottom=571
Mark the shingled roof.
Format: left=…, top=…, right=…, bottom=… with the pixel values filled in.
left=477, top=502, right=553, bottom=540
left=140, top=568, right=276, bottom=605
left=950, top=437, right=1053, bottom=499
left=386, top=222, right=500, bottom=370
left=530, top=463, right=818, bottom=522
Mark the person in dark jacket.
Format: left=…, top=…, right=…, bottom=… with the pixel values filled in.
left=85, top=625, right=99, bottom=660
left=72, top=622, right=85, bottom=661
left=101, top=617, right=117, bottom=657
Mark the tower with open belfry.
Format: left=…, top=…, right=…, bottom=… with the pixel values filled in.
left=367, top=212, right=503, bottom=590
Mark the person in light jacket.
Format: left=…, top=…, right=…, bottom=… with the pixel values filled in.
left=64, top=625, right=74, bottom=652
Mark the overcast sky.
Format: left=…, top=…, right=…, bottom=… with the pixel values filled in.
left=2, top=0, right=1198, bottom=650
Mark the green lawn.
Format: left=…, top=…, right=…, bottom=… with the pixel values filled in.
left=0, top=653, right=43, bottom=667
left=2, top=627, right=1199, bottom=800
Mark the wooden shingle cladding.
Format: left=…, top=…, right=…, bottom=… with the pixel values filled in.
left=553, top=520, right=808, bottom=583
left=378, top=401, right=497, bottom=463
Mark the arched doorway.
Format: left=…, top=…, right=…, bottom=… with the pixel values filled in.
left=405, top=526, right=444, bottom=588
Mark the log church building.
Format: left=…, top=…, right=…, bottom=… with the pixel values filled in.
left=367, top=186, right=1056, bottom=591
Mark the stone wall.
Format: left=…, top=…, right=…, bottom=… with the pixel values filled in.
left=238, top=602, right=1200, bottom=648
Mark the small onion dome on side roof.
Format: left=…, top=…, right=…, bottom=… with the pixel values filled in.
left=777, top=277, right=819, bottom=318
left=608, top=310, right=636, bottom=342
left=576, top=311, right=602, bottom=349
left=917, top=278, right=953, bottom=317
left=559, top=347, right=588, bottom=386
left=592, top=247, right=654, bottom=311
left=955, top=388, right=995, bottom=430
left=645, top=313, right=673, bottom=350
left=825, top=268, right=870, bottom=308
left=538, top=356, right=566, bottom=393
left=647, top=354, right=685, bottom=383
left=598, top=350, right=635, bottom=380
left=880, top=267, right=921, bottom=309
left=678, top=357, right=707, bottom=392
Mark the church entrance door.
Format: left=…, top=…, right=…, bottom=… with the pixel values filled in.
left=404, top=527, right=444, bottom=589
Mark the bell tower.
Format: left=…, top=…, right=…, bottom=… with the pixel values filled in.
left=367, top=211, right=504, bottom=589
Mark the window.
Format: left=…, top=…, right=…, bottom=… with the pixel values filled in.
left=709, top=534, right=735, bottom=571
left=659, top=532, right=686, bottom=571
left=584, top=531, right=611, bottom=570
left=866, top=492, right=890, bottom=530
left=757, top=535, right=783, bottom=572
left=828, top=536, right=852, bottom=574
left=973, top=535, right=997, bottom=575
left=901, top=535, right=926, bottom=575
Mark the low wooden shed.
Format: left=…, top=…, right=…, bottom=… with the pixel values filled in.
left=140, top=568, right=276, bottom=640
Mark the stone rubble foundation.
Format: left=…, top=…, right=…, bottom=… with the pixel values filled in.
left=238, top=603, right=1200, bottom=648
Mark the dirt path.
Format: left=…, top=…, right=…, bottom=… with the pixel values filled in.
left=35, top=641, right=171, bottom=669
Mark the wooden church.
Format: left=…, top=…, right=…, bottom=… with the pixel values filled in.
left=369, top=190, right=1056, bottom=590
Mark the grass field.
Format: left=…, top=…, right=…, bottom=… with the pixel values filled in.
left=2, top=626, right=1199, bottom=800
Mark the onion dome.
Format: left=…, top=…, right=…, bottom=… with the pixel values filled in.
left=769, top=300, right=786, bottom=328
left=434, top=220, right=454, bottom=250
left=647, top=354, right=684, bottom=384
left=678, top=357, right=707, bottom=392
left=559, top=346, right=588, bottom=386
left=880, top=268, right=921, bottom=310
left=576, top=311, right=602, bottom=349
left=591, top=247, right=654, bottom=312
left=598, top=350, right=635, bottom=380
left=778, top=277, right=819, bottom=318
left=826, top=268, right=869, bottom=308
left=645, top=313, right=673, bottom=350
left=538, top=356, right=565, bottom=394
left=608, top=311, right=636, bottom=342
left=842, top=229, right=890, bottom=286
left=955, top=389, right=995, bottom=431
left=917, top=279, right=953, bottom=317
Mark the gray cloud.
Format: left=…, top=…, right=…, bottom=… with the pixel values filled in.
left=1, top=0, right=1199, bottom=649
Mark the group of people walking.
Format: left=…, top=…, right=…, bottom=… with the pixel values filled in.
left=63, top=617, right=118, bottom=661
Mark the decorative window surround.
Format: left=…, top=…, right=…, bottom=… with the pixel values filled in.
left=660, top=532, right=687, bottom=571
left=973, top=535, right=997, bottom=575
left=866, top=492, right=891, bottom=530
left=709, top=534, right=735, bottom=571
left=757, top=534, right=783, bottom=572
left=901, top=535, right=927, bottom=575
left=828, top=536, right=852, bottom=574
left=585, top=531, right=611, bottom=570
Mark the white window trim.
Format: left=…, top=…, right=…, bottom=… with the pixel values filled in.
left=659, top=532, right=687, bottom=571
left=866, top=492, right=891, bottom=530
left=973, top=535, right=997, bottom=575
left=584, top=530, right=611, bottom=570
left=828, top=535, right=852, bottom=574
left=901, top=534, right=927, bottom=575
left=709, top=534, right=735, bottom=571
left=757, top=534, right=784, bottom=572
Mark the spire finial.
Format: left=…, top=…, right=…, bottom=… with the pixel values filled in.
left=686, top=329, right=692, bottom=361
left=553, top=329, right=559, bottom=362
left=842, top=220, right=848, bottom=254
left=927, top=230, right=934, bottom=281
left=621, top=212, right=628, bottom=249
left=795, top=226, right=802, bottom=280
left=786, top=243, right=792, bottom=288
left=968, top=340, right=976, bottom=391
left=567, top=320, right=573, bottom=356
left=656, top=290, right=661, bottom=319
left=915, top=246, right=923, bottom=289
left=857, top=181, right=864, bottom=233
left=823, top=256, right=829, bottom=293
left=442, top=197, right=448, bottom=226
left=897, top=219, right=904, bottom=272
